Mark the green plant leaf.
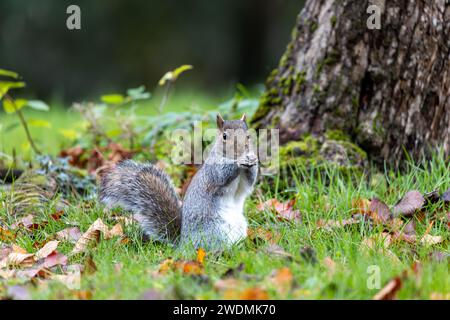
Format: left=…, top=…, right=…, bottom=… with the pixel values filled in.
left=173, top=65, right=193, bottom=78
left=28, top=119, right=51, bottom=128
left=3, top=122, right=20, bottom=132
left=127, top=86, right=151, bottom=100
left=0, top=81, right=26, bottom=99
left=2, top=98, right=28, bottom=114
left=0, top=69, right=19, bottom=79
left=27, top=100, right=50, bottom=111
left=106, top=128, right=122, bottom=138
left=158, top=65, right=193, bottom=86
left=59, top=129, right=80, bottom=140
left=101, top=94, right=125, bottom=105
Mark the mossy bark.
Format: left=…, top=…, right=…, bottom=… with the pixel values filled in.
left=252, top=0, right=450, bottom=167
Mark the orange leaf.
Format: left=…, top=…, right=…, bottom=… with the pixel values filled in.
left=238, top=288, right=269, bottom=300
left=197, top=248, right=206, bottom=265
left=269, top=267, right=293, bottom=295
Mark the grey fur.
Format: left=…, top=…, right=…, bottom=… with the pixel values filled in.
left=99, top=116, right=258, bottom=250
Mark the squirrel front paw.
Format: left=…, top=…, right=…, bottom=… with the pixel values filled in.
left=237, top=154, right=258, bottom=168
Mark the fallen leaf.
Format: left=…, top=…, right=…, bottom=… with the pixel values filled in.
left=0, top=245, right=12, bottom=260
left=56, top=227, right=82, bottom=243
left=369, top=198, right=391, bottom=223
left=174, top=261, right=204, bottom=275
left=4, top=252, right=35, bottom=268
left=257, top=199, right=301, bottom=222
left=323, top=257, right=337, bottom=276
left=74, top=290, right=93, bottom=300
left=268, top=267, right=293, bottom=295
left=158, top=258, right=204, bottom=275
left=0, top=226, right=15, bottom=242
left=34, top=240, right=59, bottom=260
left=264, top=244, right=293, bottom=260
left=247, top=227, right=280, bottom=244
left=10, top=214, right=35, bottom=230
left=71, top=218, right=120, bottom=254
left=41, top=252, right=68, bottom=269
left=197, top=248, right=206, bottom=265
left=428, top=251, right=449, bottom=263
left=0, top=269, right=15, bottom=279
left=373, top=277, right=402, bottom=300
left=441, top=188, right=450, bottom=203
left=238, top=288, right=269, bottom=300
left=84, top=255, right=97, bottom=274
left=52, top=265, right=81, bottom=290
left=6, top=285, right=31, bottom=300
left=403, top=220, right=416, bottom=235
left=317, top=217, right=360, bottom=230
left=352, top=198, right=371, bottom=215
left=16, top=267, right=52, bottom=280
left=420, top=234, right=443, bottom=246
left=392, top=190, right=424, bottom=217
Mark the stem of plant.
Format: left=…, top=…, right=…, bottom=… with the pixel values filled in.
left=4, top=94, right=41, bottom=155
left=151, top=81, right=173, bottom=153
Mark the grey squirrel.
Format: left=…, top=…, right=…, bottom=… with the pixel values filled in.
left=99, top=114, right=258, bottom=250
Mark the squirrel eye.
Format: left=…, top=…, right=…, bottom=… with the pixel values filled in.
left=223, top=132, right=227, bottom=140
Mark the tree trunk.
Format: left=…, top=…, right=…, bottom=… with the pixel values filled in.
left=252, top=0, right=450, bottom=167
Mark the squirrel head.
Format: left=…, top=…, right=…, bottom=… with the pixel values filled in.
left=214, top=113, right=256, bottom=160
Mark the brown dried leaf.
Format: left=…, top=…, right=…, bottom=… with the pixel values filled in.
left=369, top=198, right=392, bottom=223
left=71, top=218, right=117, bottom=254
left=352, top=198, right=371, bottom=215
left=56, top=227, right=82, bottom=243
left=106, top=223, right=123, bottom=239
left=51, top=265, right=81, bottom=290
left=373, top=277, right=402, bottom=300
left=323, top=257, right=337, bottom=276
left=420, top=234, right=443, bottom=246
left=257, top=199, right=301, bottom=222
left=392, top=190, right=425, bottom=217
left=40, top=252, right=68, bottom=269
left=264, top=244, right=293, bottom=260
left=0, top=269, right=15, bottom=279
left=5, top=252, right=35, bottom=268
left=34, top=240, right=59, bottom=261
left=247, top=227, right=280, bottom=244
left=317, top=217, right=360, bottom=231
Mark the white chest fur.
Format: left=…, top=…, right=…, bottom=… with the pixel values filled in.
left=217, top=172, right=252, bottom=245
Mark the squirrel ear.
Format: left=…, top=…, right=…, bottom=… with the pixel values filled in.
left=216, top=113, right=224, bottom=130
left=240, top=113, right=247, bottom=122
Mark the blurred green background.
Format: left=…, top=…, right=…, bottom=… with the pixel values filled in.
left=0, top=0, right=304, bottom=102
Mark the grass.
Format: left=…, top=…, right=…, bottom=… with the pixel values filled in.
left=0, top=89, right=449, bottom=299
left=1, top=151, right=449, bottom=299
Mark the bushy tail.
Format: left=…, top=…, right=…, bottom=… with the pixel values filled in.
left=99, top=160, right=182, bottom=243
